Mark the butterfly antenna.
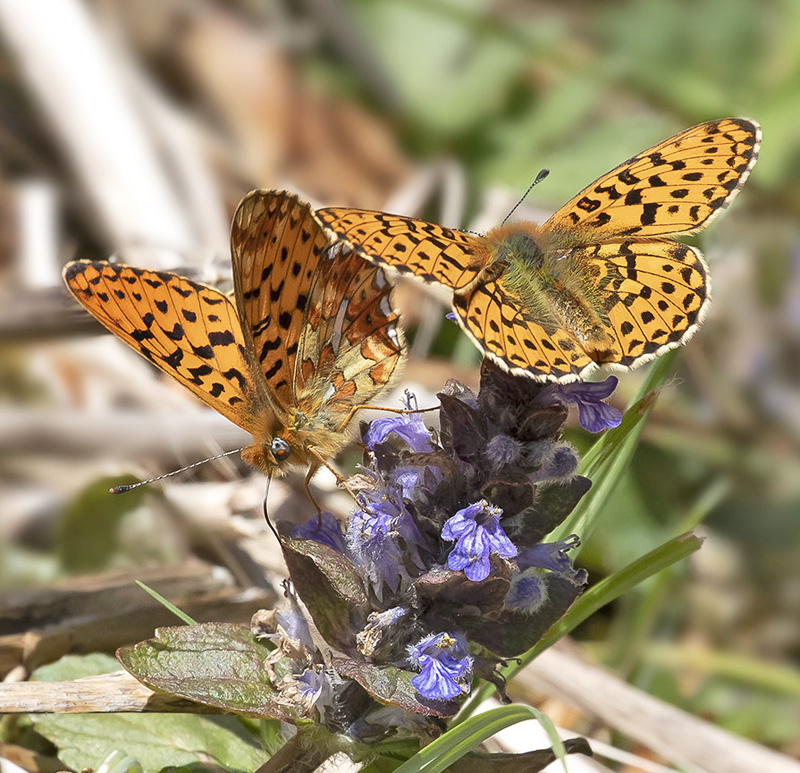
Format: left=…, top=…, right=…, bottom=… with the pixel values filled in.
left=262, top=476, right=280, bottom=543
left=500, top=168, right=550, bottom=226
left=109, top=447, right=244, bottom=494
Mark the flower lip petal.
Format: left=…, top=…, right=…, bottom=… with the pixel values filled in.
left=292, top=511, right=348, bottom=554
left=364, top=412, right=433, bottom=452
left=546, top=376, right=622, bottom=433
left=408, top=632, right=473, bottom=701
left=411, top=658, right=462, bottom=700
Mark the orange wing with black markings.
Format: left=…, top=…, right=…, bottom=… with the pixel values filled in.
left=231, top=190, right=335, bottom=416
left=65, top=189, right=406, bottom=475
left=294, top=244, right=405, bottom=430
left=63, top=261, right=267, bottom=432
left=317, top=206, right=486, bottom=290
left=542, top=118, right=760, bottom=246
left=452, top=277, right=595, bottom=381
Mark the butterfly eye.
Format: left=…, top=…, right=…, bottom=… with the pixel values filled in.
left=270, top=437, right=292, bottom=462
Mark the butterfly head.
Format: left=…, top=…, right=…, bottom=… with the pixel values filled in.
left=241, top=435, right=296, bottom=475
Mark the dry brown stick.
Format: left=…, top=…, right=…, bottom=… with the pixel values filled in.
left=0, top=561, right=277, bottom=678
left=516, top=645, right=800, bottom=773
left=0, top=0, right=197, bottom=256
left=0, top=670, right=206, bottom=714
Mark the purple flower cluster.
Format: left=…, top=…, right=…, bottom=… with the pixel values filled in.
left=280, top=361, right=604, bottom=714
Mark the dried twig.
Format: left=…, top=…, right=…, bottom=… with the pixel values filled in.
left=517, top=645, right=800, bottom=773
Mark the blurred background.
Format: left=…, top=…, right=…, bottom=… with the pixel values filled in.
left=1, top=0, right=799, bottom=767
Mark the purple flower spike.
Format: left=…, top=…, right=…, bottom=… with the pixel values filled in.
left=408, top=632, right=473, bottom=701
left=442, top=500, right=517, bottom=582
left=548, top=376, right=622, bottom=433
left=365, top=411, right=433, bottom=452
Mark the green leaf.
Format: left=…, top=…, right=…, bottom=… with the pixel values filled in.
left=117, top=623, right=304, bottom=722
left=393, top=705, right=569, bottom=773
left=30, top=653, right=267, bottom=773
left=33, top=713, right=267, bottom=773
left=31, top=652, right=120, bottom=682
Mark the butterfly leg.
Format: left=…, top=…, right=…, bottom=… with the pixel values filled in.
left=307, top=446, right=363, bottom=508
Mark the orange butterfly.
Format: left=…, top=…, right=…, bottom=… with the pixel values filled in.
left=64, top=190, right=405, bottom=478
left=317, top=119, right=760, bottom=382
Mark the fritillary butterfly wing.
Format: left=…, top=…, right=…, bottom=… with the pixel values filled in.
left=317, top=207, right=486, bottom=290
left=453, top=278, right=594, bottom=379
left=582, top=240, right=709, bottom=367
left=541, top=118, right=761, bottom=245
left=63, top=262, right=266, bottom=432
left=233, top=191, right=405, bottom=434
left=231, top=191, right=335, bottom=415
left=65, top=190, right=407, bottom=476
left=295, top=245, right=405, bottom=430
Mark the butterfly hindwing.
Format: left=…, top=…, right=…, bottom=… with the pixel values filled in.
left=452, top=238, right=710, bottom=379
left=581, top=240, right=709, bottom=366
left=63, top=261, right=264, bottom=432
left=453, top=279, right=594, bottom=380
left=231, top=190, right=335, bottom=417
left=295, top=245, right=405, bottom=430
left=543, top=118, right=760, bottom=246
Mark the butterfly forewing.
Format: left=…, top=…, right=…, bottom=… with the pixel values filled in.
left=295, top=247, right=405, bottom=429
left=231, top=191, right=335, bottom=417
left=543, top=118, right=761, bottom=245
left=63, top=261, right=265, bottom=432
left=317, top=207, right=486, bottom=290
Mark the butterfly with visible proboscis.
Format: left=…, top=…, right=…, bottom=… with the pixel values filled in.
left=64, top=190, right=406, bottom=483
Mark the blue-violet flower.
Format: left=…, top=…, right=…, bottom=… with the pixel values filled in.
left=442, top=499, right=517, bottom=582
left=408, top=632, right=473, bottom=701
left=546, top=375, right=622, bottom=433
